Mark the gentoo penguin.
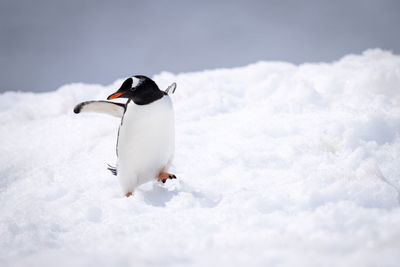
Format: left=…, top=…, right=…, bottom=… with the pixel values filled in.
left=74, top=75, right=177, bottom=197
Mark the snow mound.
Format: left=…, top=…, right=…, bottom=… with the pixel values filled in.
left=1, top=49, right=400, bottom=267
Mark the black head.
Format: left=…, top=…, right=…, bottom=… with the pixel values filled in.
left=107, top=75, right=165, bottom=105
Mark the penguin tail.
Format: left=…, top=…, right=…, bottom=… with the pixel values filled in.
left=107, top=164, right=117, bottom=176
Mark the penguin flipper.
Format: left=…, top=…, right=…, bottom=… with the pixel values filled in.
left=73, top=101, right=125, bottom=118
left=164, top=82, right=177, bottom=94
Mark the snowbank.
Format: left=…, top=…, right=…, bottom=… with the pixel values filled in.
left=1, top=49, right=400, bottom=267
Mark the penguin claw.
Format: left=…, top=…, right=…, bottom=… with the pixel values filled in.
left=125, top=192, right=133, bottom=197
left=157, top=172, right=177, bottom=183
left=107, top=164, right=117, bottom=176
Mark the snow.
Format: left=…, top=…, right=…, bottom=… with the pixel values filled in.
left=1, top=49, right=400, bottom=267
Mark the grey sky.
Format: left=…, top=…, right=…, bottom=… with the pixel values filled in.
left=1, top=0, right=399, bottom=92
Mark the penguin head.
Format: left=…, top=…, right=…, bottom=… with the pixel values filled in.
left=107, top=75, right=164, bottom=105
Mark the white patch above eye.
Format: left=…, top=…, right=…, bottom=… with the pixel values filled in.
left=131, top=77, right=142, bottom=88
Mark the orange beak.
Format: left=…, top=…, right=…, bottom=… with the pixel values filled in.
left=107, top=92, right=124, bottom=100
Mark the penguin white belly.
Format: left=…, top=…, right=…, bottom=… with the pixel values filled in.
left=116, top=96, right=174, bottom=194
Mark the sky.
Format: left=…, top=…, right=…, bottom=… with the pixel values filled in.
left=1, top=0, right=399, bottom=92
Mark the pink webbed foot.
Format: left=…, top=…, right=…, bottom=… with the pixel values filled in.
left=157, top=172, right=177, bottom=183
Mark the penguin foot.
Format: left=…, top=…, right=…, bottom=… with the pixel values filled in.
left=157, top=172, right=177, bottom=183
left=125, top=192, right=133, bottom=198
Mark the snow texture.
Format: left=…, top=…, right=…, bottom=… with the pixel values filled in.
left=1, top=49, right=400, bottom=267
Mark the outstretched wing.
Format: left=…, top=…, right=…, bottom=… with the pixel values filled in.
left=73, top=101, right=126, bottom=118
